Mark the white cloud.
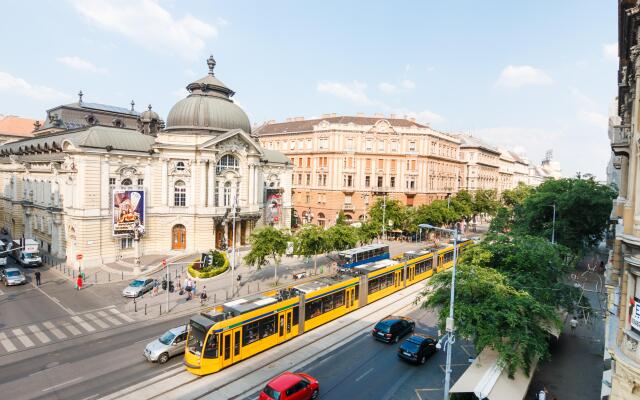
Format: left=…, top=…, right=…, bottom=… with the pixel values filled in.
left=317, top=80, right=372, bottom=105
left=70, top=0, right=217, bottom=60
left=0, top=71, right=71, bottom=102
left=400, top=79, right=415, bottom=90
left=217, top=17, right=230, bottom=27
left=394, top=109, right=445, bottom=124
left=494, top=65, right=553, bottom=88
left=378, top=82, right=397, bottom=94
left=603, top=42, right=618, bottom=61
left=57, top=56, right=108, bottom=74
left=578, top=110, right=608, bottom=129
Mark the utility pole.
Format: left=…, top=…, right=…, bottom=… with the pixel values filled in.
left=551, top=202, right=556, bottom=245
left=231, top=190, right=238, bottom=296
left=443, top=226, right=459, bottom=400
left=381, top=194, right=387, bottom=241
left=164, top=259, right=169, bottom=312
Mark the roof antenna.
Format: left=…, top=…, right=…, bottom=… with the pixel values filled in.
left=130, top=100, right=135, bottom=112
left=78, top=90, right=83, bottom=105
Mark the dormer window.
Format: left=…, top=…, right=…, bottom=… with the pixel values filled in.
left=216, top=154, right=239, bottom=174
left=176, top=161, right=186, bottom=171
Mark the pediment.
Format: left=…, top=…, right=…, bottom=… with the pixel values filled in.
left=199, top=129, right=263, bottom=156
left=367, top=119, right=397, bottom=135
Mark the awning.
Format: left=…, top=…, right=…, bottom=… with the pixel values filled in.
left=450, top=348, right=537, bottom=400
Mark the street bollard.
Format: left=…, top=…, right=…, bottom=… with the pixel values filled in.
left=226, top=290, right=229, bottom=300
left=72, top=270, right=75, bottom=278
left=94, top=273, right=97, bottom=283
left=159, top=304, right=162, bottom=315
left=145, top=303, right=147, bottom=315
left=121, top=271, right=124, bottom=280
left=108, top=273, right=111, bottom=282
left=214, top=293, right=216, bottom=303
left=134, top=298, right=137, bottom=312
left=258, top=282, right=260, bottom=291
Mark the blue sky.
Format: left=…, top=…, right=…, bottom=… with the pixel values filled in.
left=0, top=0, right=617, bottom=179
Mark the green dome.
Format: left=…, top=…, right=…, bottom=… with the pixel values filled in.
left=165, top=55, right=251, bottom=134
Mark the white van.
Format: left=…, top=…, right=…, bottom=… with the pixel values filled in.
left=0, top=240, right=7, bottom=266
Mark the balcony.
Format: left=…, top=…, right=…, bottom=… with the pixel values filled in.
left=342, top=203, right=355, bottom=211
left=612, top=124, right=632, bottom=156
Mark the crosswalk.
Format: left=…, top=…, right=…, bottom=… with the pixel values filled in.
left=0, top=308, right=136, bottom=354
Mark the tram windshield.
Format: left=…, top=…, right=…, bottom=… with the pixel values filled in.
left=188, top=321, right=206, bottom=356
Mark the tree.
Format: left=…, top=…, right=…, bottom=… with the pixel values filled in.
left=414, top=200, right=459, bottom=228
left=421, top=263, right=557, bottom=378
left=244, top=227, right=290, bottom=285
left=358, top=221, right=380, bottom=244
left=368, top=197, right=405, bottom=234
left=451, top=190, right=474, bottom=221
left=473, top=189, right=500, bottom=219
left=324, top=224, right=359, bottom=252
left=501, top=182, right=534, bottom=208
left=293, top=224, right=326, bottom=274
left=489, top=206, right=512, bottom=233
left=513, top=178, right=617, bottom=252
left=336, top=211, right=348, bottom=226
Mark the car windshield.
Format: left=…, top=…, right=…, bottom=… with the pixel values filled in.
left=6, top=271, right=20, bottom=277
left=262, top=385, right=281, bottom=400
left=375, top=323, right=391, bottom=333
left=23, top=253, right=37, bottom=259
left=159, top=331, right=177, bottom=345
left=130, top=280, right=145, bottom=287
left=402, top=339, right=421, bottom=352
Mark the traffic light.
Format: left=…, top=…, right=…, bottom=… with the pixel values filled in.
left=168, top=280, right=174, bottom=293
left=162, top=279, right=167, bottom=290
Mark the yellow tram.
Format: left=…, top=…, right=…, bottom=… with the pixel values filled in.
left=183, top=239, right=473, bottom=376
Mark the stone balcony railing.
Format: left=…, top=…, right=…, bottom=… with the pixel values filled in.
left=342, top=203, right=355, bottom=211
left=611, top=124, right=632, bottom=156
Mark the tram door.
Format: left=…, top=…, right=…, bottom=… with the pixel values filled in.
left=345, top=287, right=356, bottom=310
left=221, top=328, right=242, bottom=368
left=278, top=309, right=295, bottom=342
left=394, top=269, right=402, bottom=289
left=408, top=265, right=415, bottom=283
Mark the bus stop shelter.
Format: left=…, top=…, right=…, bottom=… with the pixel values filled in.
left=450, top=347, right=537, bottom=400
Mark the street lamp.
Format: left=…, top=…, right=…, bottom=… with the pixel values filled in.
left=418, top=223, right=458, bottom=400
left=546, top=203, right=556, bottom=244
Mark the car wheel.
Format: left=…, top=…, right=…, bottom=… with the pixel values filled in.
left=420, top=355, right=426, bottom=365
left=394, top=335, right=399, bottom=343
left=311, top=389, right=319, bottom=399
left=158, top=352, right=169, bottom=364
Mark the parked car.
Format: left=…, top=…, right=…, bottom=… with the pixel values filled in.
left=372, top=315, right=415, bottom=343
left=144, top=325, right=187, bottom=364
left=259, top=372, right=319, bottom=400
left=1, top=267, right=27, bottom=286
left=397, top=334, right=437, bottom=364
left=122, top=278, right=157, bottom=298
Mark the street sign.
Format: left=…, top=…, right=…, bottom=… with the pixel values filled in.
left=76, top=254, right=83, bottom=261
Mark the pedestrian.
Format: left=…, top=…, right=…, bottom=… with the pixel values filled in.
left=35, top=270, right=41, bottom=286
left=192, top=280, right=197, bottom=295
left=200, top=285, right=207, bottom=305
left=152, top=284, right=159, bottom=296
left=76, top=274, right=83, bottom=291
left=570, top=315, right=578, bottom=335
left=537, top=387, right=548, bottom=400
left=183, top=277, right=189, bottom=291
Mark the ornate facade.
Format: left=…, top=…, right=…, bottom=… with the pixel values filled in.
left=0, top=56, right=292, bottom=269
left=606, top=2, right=640, bottom=399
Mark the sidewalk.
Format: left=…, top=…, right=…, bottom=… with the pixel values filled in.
left=525, top=256, right=607, bottom=400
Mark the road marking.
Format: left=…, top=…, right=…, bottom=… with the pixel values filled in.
left=71, top=315, right=96, bottom=332
left=12, top=328, right=35, bottom=348
left=80, top=394, right=99, bottom=400
left=29, top=281, right=75, bottom=315
left=109, top=308, right=135, bottom=323
left=0, top=331, right=17, bottom=352
left=62, top=321, right=82, bottom=336
left=41, top=376, right=83, bottom=392
left=28, top=324, right=51, bottom=344
left=97, top=310, right=122, bottom=326
left=355, top=367, right=374, bottom=382
left=42, top=321, right=67, bottom=340
left=83, top=313, right=109, bottom=329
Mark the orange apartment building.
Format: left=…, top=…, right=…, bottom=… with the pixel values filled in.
left=253, top=114, right=463, bottom=227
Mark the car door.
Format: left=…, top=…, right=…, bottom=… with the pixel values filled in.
left=145, top=279, right=154, bottom=292
left=425, top=338, right=435, bottom=356
left=400, top=320, right=410, bottom=336
left=171, top=332, right=187, bottom=356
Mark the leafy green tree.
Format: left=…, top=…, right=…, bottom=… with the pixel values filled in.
left=244, top=227, right=290, bottom=284
left=473, top=189, right=500, bottom=219
left=501, top=182, right=534, bottom=208
left=324, top=224, right=359, bottom=252
left=421, top=263, right=557, bottom=378
left=293, top=224, right=326, bottom=274
left=414, top=200, right=459, bottom=227
left=358, top=221, right=380, bottom=244
left=368, top=197, right=405, bottom=232
left=336, top=211, right=348, bottom=226
left=513, top=178, right=617, bottom=252
left=489, top=206, right=512, bottom=233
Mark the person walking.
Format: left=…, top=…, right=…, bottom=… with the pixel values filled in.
left=192, top=280, right=197, bottom=296
left=76, top=274, right=83, bottom=291
left=35, top=270, right=41, bottom=286
left=570, top=316, right=578, bottom=335
left=200, top=286, right=208, bottom=305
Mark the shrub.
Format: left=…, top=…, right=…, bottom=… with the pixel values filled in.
left=188, top=251, right=229, bottom=279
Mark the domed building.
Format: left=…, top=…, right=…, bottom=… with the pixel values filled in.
left=0, top=56, right=292, bottom=270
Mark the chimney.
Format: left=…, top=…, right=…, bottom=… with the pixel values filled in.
left=374, top=112, right=384, bottom=117
left=286, top=117, right=293, bottom=122
left=390, top=114, right=398, bottom=119
left=408, top=117, right=416, bottom=122
left=294, top=116, right=305, bottom=121
left=330, top=113, right=337, bottom=117
left=356, top=112, right=365, bottom=117
left=321, top=113, right=332, bottom=118
left=267, top=120, right=276, bottom=124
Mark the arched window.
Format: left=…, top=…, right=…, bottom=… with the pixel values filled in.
left=174, top=180, right=186, bottom=207
left=172, top=224, right=186, bottom=250
left=217, top=154, right=239, bottom=174
left=223, top=182, right=232, bottom=207
left=317, top=212, right=326, bottom=229
left=121, top=178, right=132, bottom=187
left=176, top=161, right=185, bottom=171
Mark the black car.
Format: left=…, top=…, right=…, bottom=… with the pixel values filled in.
left=372, top=316, right=415, bottom=343
left=397, top=334, right=437, bottom=364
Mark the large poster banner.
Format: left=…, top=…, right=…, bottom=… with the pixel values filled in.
left=266, top=189, right=282, bottom=224
left=113, top=190, right=145, bottom=236
left=632, top=297, right=640, bottom=333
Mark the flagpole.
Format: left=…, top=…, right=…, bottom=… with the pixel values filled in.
left=231, top=191, right=237, bottom=297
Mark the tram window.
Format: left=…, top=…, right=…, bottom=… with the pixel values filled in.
left=443, top=251, right=454, bottom=263
left=242, top=321, right=260, bottom=346
left=293, top=306, right=299, bottom=325
left=305, top=299, right=322, bottom=320
left=188, top=323, right=206, bottom=356
left=203, top=334, right=218, bottom=358
left=234, top=330, right=240, bottom=356
left=259, top=315, right=276, bottom=339
left=369, top=277, right=380, bottom=294
left=334, top=291, right=345, bottom=307
left=354, top=285, right=359, bottom=301
left=322, top=295, right=334, bottom=312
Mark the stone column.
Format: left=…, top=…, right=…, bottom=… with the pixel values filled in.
left=161, top=159, right=168, bottom=206
left=200, top=161, right=207, bottom=207
left=248, top=164, right=254, bottom=207
left=101, top=160, right=109, bottom=209
left=207, top=160, right=215, bottom=207
left=191, top=160, right=197, bottom=209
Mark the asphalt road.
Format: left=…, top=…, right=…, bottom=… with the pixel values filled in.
left=0, top=312, right=191, bottom=400
left=245, top=307, right=475, bottom=400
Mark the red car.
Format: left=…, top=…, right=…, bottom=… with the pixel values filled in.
left=259, top=372, right=320, bottom=400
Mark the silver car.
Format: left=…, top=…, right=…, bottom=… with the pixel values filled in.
left=144, top=325, right=187, bottom=364
left=1, top=267, right=27, bottom=286
left=122, top=278, right=157, bottom=298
